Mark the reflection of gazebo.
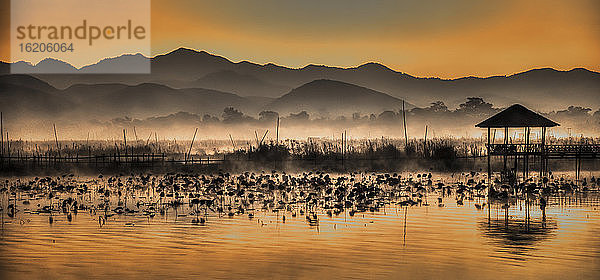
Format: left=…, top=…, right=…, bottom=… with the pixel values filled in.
left=476, top=104, right=560, bottom=183
left=478, top=218, right=557, bottom=257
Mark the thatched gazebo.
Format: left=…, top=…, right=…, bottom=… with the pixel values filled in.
left=476, top=104, right=559, bottom=183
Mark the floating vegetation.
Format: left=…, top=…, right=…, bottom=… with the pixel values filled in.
left=0, top=171, right=597, bottom=228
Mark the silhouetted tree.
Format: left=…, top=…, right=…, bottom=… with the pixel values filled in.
left=286, top=111, right=310, bottom=121
left=202, top=114, right=219, bottom=123
left=554, top=106, right=592, bottom=117
left=222, top=107, right=247, bottom=123
left=378, top=110, right=397, bottom=122
left=258, top=110, right=279, bottom=122
left=410, top=101, right=449, bottom=116
left=111, top=116, right=133, bottom=125
left=426, top=101, right=449, bottom=113
left=455, top=97, right=496, bottom=116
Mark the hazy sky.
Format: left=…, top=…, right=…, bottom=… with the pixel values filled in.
left=2, top=0, right=599, bottom=78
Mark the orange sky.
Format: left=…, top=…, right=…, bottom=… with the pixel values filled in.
left=1, top=0, right=599, bottom=78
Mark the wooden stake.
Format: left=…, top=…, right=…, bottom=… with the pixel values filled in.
left=344, top=130, right=348, bottom=157
left=259, top=130, right=268, bottom=146
left=276, top=116, right=280, bottom=145
left=229, top=134, right=236, bottom=150
left=186, top=128, right=198, bottom=164
left=424, top=125, right=428, bottom=153
left=402, top=100, right=408, bottom=147
left=254, top=131, right=260, bottom=147
left=1, top=112, right=3, bottom=157
left=53, top=124, right=60, bottom=157
left=5, top=131, right=8, bottom=157
left=123, top=129, right=127, bottom=159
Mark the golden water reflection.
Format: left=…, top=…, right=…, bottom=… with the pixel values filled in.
left=0, top=182, right=599, bottom=279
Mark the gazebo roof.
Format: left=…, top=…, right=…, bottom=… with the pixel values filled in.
left=476, top=104, right=559, bottom=128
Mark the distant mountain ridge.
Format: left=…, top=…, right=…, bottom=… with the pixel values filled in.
left=1, top=47, right=599, bottom=111
left=174, top=70, right=291, bottom=97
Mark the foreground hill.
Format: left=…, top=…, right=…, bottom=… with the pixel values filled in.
left=0, top=75, right=269, bottom=119
left=266, top=79, right=414, bottom=115
left=2, top=74, right=409, bottom=120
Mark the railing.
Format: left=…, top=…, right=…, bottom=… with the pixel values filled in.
left=487, top=144, right=600, bottom=157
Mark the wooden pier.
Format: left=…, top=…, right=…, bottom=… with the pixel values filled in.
left=477, top=104, right=599, bottom=184
left=0, top=153, right=224, bottom=169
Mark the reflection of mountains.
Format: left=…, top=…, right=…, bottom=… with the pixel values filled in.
left=478, top=218, right=557, bottom=255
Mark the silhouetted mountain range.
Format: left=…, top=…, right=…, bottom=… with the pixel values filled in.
left=1, top=47, right=599, bottom=116
left=0, top=73, right=410, bottom=119
left=0, top=74, right=266, bottom=118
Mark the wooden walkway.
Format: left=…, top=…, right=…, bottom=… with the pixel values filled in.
left=0, top=153, right=225, bottom=167
left=488, top=144, right=600, bottom=159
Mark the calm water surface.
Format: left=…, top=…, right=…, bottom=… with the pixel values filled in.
left=0, top=173, right=599, bottom=279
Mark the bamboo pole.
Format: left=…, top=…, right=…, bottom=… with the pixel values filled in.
left=133, top=126, right=139, bottom=142
left=341, top=132, right=344, bottom=163
left=229, top=134, right=236, bottom=150
left=1, top=112, right=3, bottom=157
left=186, top=128, right=198, bottom=164
left=259, top=130, right=268, bottom=146
left=276, top=116, right=280, bottom=145
left=424, top=125, right=428, bottom=156
left=254, top=131, right=260, bottom=147
left=402, top=100, right=408, bottom=147
left=154, top=132, right=159, bottom=153
left=53, top=124, right=60, bottom=157
left=123, top=129, right=127, bottom=162
left=344, top=130, right=348, bottom=157
left=5, top=132, right=8, bottom=159
left=343, top=130, right=346, bottom=168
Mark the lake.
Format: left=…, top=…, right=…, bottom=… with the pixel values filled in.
left=0, top=172, right=599, bottom=279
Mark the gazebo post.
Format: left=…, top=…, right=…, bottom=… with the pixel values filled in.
left=523, top=127, right=526, bottom=180
left=487, top=127, right=491, bottom=185
left=524, top=127, right=529, bottom=179
left=503, top=127, right=508, bottom=179
left=514, top=135, right=518, bottom=185
left=540, top=126, right=546, bottom=179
